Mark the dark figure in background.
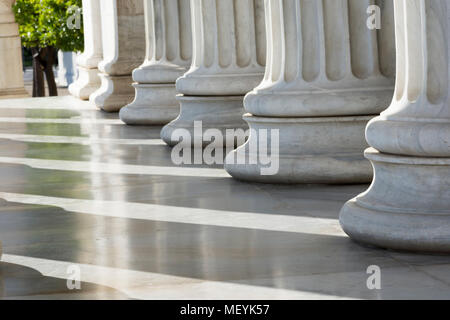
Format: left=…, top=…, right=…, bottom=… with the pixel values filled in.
left=31, top=47, right=58, bottom=97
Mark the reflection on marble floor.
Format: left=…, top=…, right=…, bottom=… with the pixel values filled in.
left=0, top=96, right=449, bottom=300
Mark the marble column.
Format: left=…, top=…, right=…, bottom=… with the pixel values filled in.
left=225, top=0, right=396, bottom=183
left=69, top=0, right=103, bottom=100
left=0, top=0, right=27, bottom=98
left=120, top=0, right=192, bottom=125
left=57, top=51, right=78, bottom=87
left=90, top=0, right=146, bottom=112
left=160, top=0, right=266, bottom=146
left=340, top=0, right=450, bottom=252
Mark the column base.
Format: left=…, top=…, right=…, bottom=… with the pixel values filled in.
left=160, top=95, right=248, bottom=147
left=244, top=86, right=394, bottom=117
left=119, top=83, right=179, bottom=125
left=69, top=66, right=101, bottom=100
left=89, top=74, right=134, bottom=112
left=0, top=87, right=28, bottom=99
left=224, top=115, right=373, bottom=184
left=340, top=148, right=450, bottom=253
left=176, top=73, right=263, bottom=96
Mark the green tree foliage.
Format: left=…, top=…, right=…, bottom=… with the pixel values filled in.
left=12, top=0, right=84, bottom=97
left=13, top=0, right=84, bottom=52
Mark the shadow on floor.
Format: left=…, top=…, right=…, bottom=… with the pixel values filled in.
left=0, top=261, right=130, bottom=300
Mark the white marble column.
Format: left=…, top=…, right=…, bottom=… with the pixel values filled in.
left=225, top=0, right=396, bottom=183
left=160, top=0, right=266, bottom=146
left=90, top=0, right=146, bottom=112
left=0, top=0, right=27, bottom=98
left=57, top=51, right=78, bottom=87
left=119, top=0, right=192, bottom=125
left=69, top=0, right=103, bottom=100
left=340, top=0, right=450, bottom=252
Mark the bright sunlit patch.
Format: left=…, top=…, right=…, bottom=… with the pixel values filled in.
left=1, top=254, right=351, bottom=300
left=0, top=157, right=229, bottom=178
left=0, top=117, right=123, bottom=125
left=0, top=133, right=165, bottom=146
left=0, top=192, right=345, bottom=236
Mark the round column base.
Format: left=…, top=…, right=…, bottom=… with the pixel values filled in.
left=0, top=87, right=28, bottom=98
left=69, top=66, right=101, bottom=100
left=224, top=114, right=373, bottom=184
left=176, top=73, right=263, bottom=96
left=244, top=86, right=394, bottom=117
left=89, top=74, right=135, bottom=112
left=119, top=83, right=179, bottom=125
left=160, top=95, right=248, bottom=147
left=340, top=148, right=450, bottom=253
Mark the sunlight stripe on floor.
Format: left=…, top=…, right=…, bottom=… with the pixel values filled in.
left=0, top=157, right=228, bottom=178
left=0, top=192, right=345, bottom=236
left=0, top=133, right=165, bottom=146
left=0, top=117, right=123, bottom=125
left=1, top=254, right=351, bottom=300
left=0, top=96, right=98, bottom=110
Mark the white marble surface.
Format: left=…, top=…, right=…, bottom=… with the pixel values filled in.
left=120, top=84, right=180, bottom=125
left=225, top=0, right=395, bottom=184
left=225, top=114, right=373, bottom=184
left=175, top=0, right=266, bottom=96
left=244, top=0, right=395, bottom=117
left=0, top=96, right=450, bottom=299
left=161, top=95, right=248, bottom=147
left=340, top=0, right=450, bottom=252
left=120, top=0, right=192, bottom=125
left=367, top=0, right=450, bottom=157
left=90, top=0, right=146, bottom=112
left=161, top=0, right=266, bottom=146
left=69, top=0, right=103, bottom=100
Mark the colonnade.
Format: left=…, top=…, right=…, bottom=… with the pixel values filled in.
left=67, top=0, right=449, bottom=253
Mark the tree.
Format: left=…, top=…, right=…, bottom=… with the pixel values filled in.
left=13, top=0, right=84, bottom=97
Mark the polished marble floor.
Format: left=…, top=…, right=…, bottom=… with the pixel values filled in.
left=0, top=96, right=449, bottom=300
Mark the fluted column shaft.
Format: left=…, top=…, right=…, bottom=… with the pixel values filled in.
left=340, top=0, right=450, bottom=253
left=120, top=0, right=192, bottom=125
left=161, top=0, right=266, bottom=146
left=248, top=0, right=395, bottom=117
left=90, top=0, right=146, bottom=112
left=225, top=0, right=396, bottom=184
left=69, top=0, right=103, bottom=100
left=176, top=0, right=266, bottom=95
left=0, top=0, right=26, bottom=98
left=367, top=0, right=450, bottom=157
